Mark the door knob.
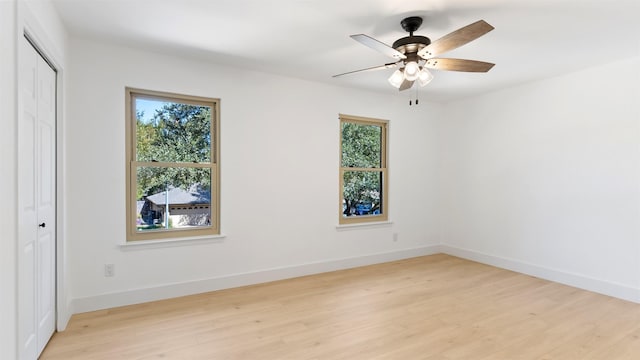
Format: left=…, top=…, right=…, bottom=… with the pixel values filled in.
left=39, top=223, right=46, bottom=228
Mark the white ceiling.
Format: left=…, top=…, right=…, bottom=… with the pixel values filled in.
left=52, top=0, right=640, bottom=102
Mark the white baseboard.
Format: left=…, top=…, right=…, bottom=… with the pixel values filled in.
left=71, top=245, right=442, bottom=314
left=56, top=299, right=73, bottom=331
left=440, top=245, right=640, bottom=304
left=70, top=243, right=639, bottom=315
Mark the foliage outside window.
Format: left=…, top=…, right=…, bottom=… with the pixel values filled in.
left=339, top=114, right=388, bottom=224
left=125, top=88, right=220, bottom=241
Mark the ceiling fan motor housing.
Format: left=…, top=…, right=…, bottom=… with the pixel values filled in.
left=392, top=36, right=430, bottom=57
left=394, top=17, right=431, bottom=62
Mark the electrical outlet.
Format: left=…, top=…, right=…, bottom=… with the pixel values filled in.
left=393, top=233, right=398, bottom=242
left=104, top=264, right=115, bottom=277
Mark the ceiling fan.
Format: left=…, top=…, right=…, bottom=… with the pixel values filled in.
left=333, top=17, right=495, bottom=91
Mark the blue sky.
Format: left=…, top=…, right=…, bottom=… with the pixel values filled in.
left=136, top=98, right=169, bottom=123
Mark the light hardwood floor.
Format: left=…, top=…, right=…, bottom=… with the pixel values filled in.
left=41, top=254, right=640, bottom=359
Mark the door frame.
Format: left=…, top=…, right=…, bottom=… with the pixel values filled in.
left=17, top=2, right=69, bottom=334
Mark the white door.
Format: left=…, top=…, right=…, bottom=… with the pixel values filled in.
left=18, top=36, right=57, bottom=360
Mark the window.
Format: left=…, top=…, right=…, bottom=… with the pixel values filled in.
left=125, top=88, right=220, bottom=241
left=339, top=114, right=388, bottom=224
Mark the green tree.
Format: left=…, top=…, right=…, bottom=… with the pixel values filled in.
left=341, top=122, right=382, bottom=216
left=136, top=103, right=212, bottom=199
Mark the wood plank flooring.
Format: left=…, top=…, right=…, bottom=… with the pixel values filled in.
left=41, top=254, right=640, bottom=359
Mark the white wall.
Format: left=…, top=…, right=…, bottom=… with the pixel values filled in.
left=439, top=56, right=640, bottom=302
left=66, top=38, right=443, bottom=312
left=1, top=2, right=18, bottom=358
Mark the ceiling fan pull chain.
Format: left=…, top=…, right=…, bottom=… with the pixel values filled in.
left=408, top=85, right=418, bottom=106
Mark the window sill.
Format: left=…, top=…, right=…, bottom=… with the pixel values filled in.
left=335, top=221, right=393, bottom=231
left=120, top=234, right=226, bottom=250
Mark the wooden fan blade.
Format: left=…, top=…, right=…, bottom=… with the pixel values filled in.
left=332, top=62, right=399, bottom=78
left=351, top=34, right=407, bottom=60
left=399, top=79, right=414, bottom=91
left=425, top=58, right=495, bottom=72
left=417, top=20, right=494, bottom=59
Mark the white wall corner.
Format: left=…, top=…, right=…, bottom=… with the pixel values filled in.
left=71, top=245, right=442, bottom=314
left=56, top=298, right=73, bottom=331
left=440, top=245, right=640, bottom=304
left=0, top=1, right=18, bottom=359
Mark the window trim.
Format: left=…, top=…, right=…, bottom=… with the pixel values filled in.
left=339, top=114, right=389, bottom=225
left=125, top=87, right=221, bottom=242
